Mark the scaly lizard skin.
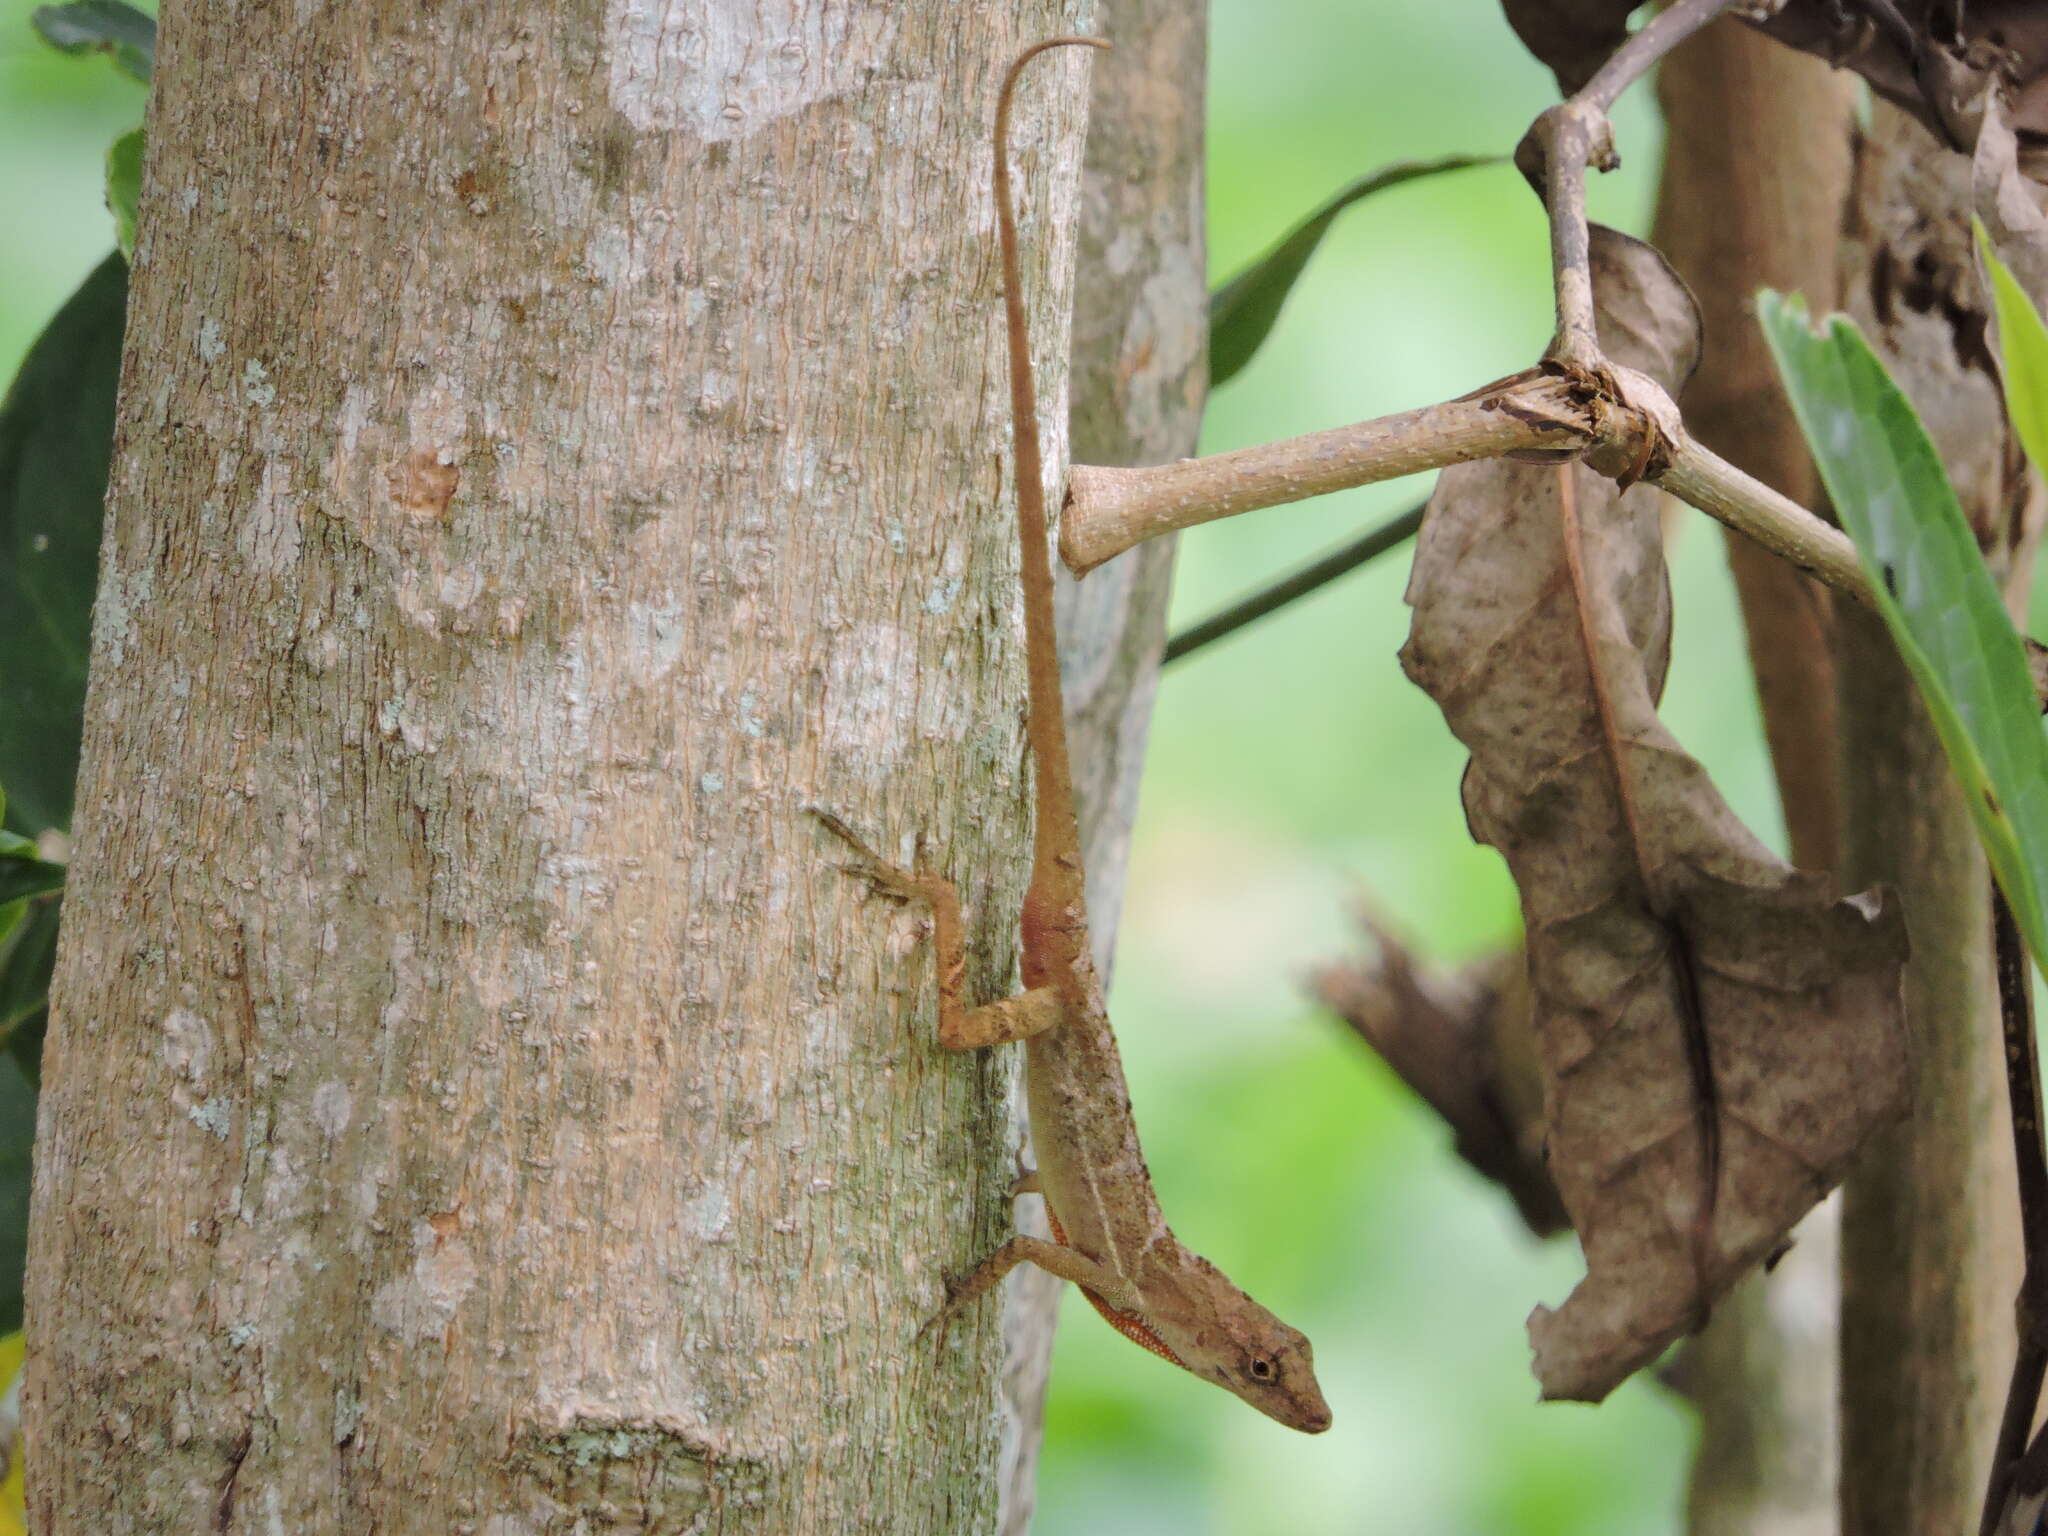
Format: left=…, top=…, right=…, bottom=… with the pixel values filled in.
left=812, top=37, right=1330, bottom=1435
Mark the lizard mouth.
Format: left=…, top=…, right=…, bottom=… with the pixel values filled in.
left=1295, top=1400, right=1333, bottom=1434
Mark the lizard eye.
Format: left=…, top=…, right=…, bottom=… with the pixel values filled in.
left=1248, top=1356, right=1275, bottom=1381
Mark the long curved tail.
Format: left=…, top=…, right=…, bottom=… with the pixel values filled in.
left=992, top=36, right=1109, bottom=913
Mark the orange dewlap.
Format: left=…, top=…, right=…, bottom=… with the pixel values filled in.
left=1043, top=1203, right=1185, bottom=1368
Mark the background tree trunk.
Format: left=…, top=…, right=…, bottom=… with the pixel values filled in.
left=1834, top=99, right=2034, bottom=1536
left=22, top=2, right=1115, bottom=1529
left=997, top=1, right=1208, bottom=1525
left=1651, top=19, right=1857, bottom=1533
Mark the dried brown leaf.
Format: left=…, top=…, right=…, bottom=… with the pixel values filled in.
left=1744, top=2, right=2048, bottom=152
left=1500, top=1, right=2048, bottom=155
left=1400, top=228, right=1909, bottom=1402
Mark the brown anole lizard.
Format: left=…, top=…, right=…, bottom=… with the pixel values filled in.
left=811, top=36, right=1331, bottom=1434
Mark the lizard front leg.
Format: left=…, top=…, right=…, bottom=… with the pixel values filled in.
left=809, top=807, right=1065, bottom=1050
left=920, top=1235, right=1138, bottom=1341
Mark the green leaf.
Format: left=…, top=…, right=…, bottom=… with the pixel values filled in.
left=1976, top=220, right=2048, bottom=478
left=0, top=252, right=127, bottom=838
left=0, top=860, right=62, bottom=909
left=1209, top=155, right=1497, bottom=390
left=106, top=127, right=144, bottom=258
left=1760, top=289, right=2048, bottom=972
left=31, top=0, right=155, bottom=82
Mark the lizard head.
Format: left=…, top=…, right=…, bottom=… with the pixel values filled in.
left=1145, top=1248, right=1332, bottom=1433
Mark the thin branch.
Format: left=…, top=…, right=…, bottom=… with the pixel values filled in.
left=1062, top=368, right=1876, bottom=608
left=1161, top=503, right=1424, bottom=665
left=1527, top=102, right=1611, bottom=371
left=1062, top=373, right=1583, bottom=573
left=1656, top=438, right=1871, bottom=603
left=1580, top=0, right=1748, bottom=112
left=1517, top=0, right=1744, bottom=369
left=1983, top=884, right=2048, bottom=1535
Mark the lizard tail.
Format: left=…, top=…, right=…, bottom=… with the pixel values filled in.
left=992, top=35, right=1109, bottom=907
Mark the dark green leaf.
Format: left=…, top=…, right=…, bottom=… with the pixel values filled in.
left=1209, top=155, right=1497, bottom=389
left=0, top=860, right=63, bottom=907
left=0, top=899, right=58, bottom=1079
left=106, top=127, right=144, bottom=258
left=31, top=0, right=155, bottom=82
left=0, top=252, right=127, bottom=838
left=1761, top=289, right=2048, bottom=972
left=0, top=1052, right=34, bottom=1333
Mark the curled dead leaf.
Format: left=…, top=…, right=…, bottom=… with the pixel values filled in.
left=1400, top=228, right=1909, bottom=1402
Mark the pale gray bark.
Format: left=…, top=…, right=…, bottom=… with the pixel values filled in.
left=22, top=2, right=1120, bottom=1531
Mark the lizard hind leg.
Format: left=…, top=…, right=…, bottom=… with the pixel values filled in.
left=807, top=805, right=1066, bottom=1051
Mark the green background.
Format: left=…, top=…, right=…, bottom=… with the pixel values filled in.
left=0, top=0, right=1796, bottom=1528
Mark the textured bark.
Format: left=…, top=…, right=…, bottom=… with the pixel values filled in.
left=1835, top=100, right=2035, bottom=1536
left=997, top=2, right=1207, bottom=1527
left=1650, top=20, right=1859, bottom=1533
left=22, top=2, right=1107, bottom=1531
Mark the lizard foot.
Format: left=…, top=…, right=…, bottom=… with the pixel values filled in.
left=805, top=804, right=933, bottom=903
left=914, top=1280, right=975, bottom=1350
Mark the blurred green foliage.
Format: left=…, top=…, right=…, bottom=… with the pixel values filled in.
left=0, top=0, right=1785, bottom=1526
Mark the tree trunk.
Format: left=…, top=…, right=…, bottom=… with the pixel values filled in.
left=23, top=2, right=1112, bottom=1530
left=1650, top=19, right=1857, bottom=1533
left=1834, top=99, right=2034, bottom=1536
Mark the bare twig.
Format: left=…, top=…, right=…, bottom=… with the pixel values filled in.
left=1656, top=438, right=1871, bottom=602
left=1525, top=102, right=1612, bottom=372
left=1062, top=364, right=1877, bottom=610
left=1580, top=0, right=1748, bottom=112
left=1517, top=0, right=1744, bottom=369
left=1063, top=372, right=1583, bottom=572
left=1161, top=503, right=1424, bottom=665
left=1982, top=885, right=2048, bottom=1536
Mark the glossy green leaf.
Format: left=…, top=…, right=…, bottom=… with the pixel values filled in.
left=106, top=127, right=144, bottom=258
left=1209, top=155, right=1497, bottom=390
left=31, top=0, right=155, bottom=82
left=1977, top=220, right=2048, bottom=480
left=0, top=252, right=127, bottom=838
left=1761, top=289, right=2048, bottom=971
